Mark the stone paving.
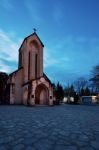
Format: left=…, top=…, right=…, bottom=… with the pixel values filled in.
left=0, top=105, right=99, bottom=150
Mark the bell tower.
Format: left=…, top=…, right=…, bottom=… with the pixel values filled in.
left=18, top=31, right=44, bottom=82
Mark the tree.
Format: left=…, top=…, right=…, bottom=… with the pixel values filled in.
left=69, top=85, right=75, bottom=97
left=74, top=92, right=79, bottom=104
left=0, top=72, right=8, bottom=104
left=90, top=64, right=99, bottom=93
left=80, top=86, right=90, bottom=96
left=55, top=82, right=64, bottom=104
left=64, top=84, right=75, bottom=97
left=64, top=84, right=80, bottom=104
left=80, top=87, right=85, bottom=96
left=74, top=77, right=88, bottom=94
left=88, top=82, right=95, bottom=95
left=84, top=87, right=90, bottom=96
left=64, top=84, right=70, bottom=97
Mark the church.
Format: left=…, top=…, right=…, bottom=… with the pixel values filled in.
left=8, top=31, right=53, bottom=106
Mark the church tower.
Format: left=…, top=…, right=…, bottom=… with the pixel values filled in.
left=18, top=32, right=44, bottom=82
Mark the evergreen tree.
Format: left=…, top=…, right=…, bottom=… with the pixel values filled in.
left=80, top=88, right=85, bottom=96
left=0, top=72, right=8, bottom=104
left=64, top=84, right=75, bottom=97
left=55, top=82, right=64, bottom=104
left=70, top=84, right=75, bottom=97
left=84, top=87, right=90, bottom=96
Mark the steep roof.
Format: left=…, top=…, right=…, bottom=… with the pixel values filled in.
left=19, top=32, right=44, bottom=51
left=9, top=67, right=23, bottom=77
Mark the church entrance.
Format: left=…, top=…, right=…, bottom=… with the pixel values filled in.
left=35, top=84, right=49, bottom=105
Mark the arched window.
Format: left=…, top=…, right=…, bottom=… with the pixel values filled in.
left=35, top=53, right=37, bottom=78
left=28, top=51, right=31, bottom=80
left=29, top=40, right=40, bottom=79
left=18, top=51, right=22, bottom=68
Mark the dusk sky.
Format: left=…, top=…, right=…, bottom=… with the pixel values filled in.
left=0, top=0, right=99, bottom=85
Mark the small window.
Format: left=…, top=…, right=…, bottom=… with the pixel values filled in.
left=31, top=95, right=34, bottom=98
left=50, top=96, right=52, bottom=99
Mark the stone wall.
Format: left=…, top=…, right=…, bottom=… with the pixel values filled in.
left=14, top=69, right=23, bottom=104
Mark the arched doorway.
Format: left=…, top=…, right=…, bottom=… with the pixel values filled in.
left=35, top=84, right=49, bottom=105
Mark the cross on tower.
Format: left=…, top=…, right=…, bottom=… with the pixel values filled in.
left=33, top=28, right=37, bottom=33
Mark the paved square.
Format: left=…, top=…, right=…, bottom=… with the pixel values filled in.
left=0, top=105, right=99, bottom=150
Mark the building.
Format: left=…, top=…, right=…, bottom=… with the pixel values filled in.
left=81, top=96, right=97, bottom=105
left=8, top=32, right=53, bottom=106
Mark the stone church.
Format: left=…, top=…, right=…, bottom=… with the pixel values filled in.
left=8, top=32, right=53, bottom=106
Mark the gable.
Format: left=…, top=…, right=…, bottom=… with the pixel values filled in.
left=19, top=32, right=44, bottom=52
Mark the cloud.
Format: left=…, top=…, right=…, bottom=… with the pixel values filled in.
left=24, top=0, right=42, bottom=23
left=44, top=47, right=70, bottom=68
left=52, top=1, right=64, bottom=24
left=52, top=35, right=99, bottom=63
left=0, top=60, right=11, bottom=72
left=0, top=0, right=13, bottom=11
left=0, top=29, right=21, bottom=73
left=44, top=48, right=58, bottom=68
left=44, top=35, right=99, bottom=84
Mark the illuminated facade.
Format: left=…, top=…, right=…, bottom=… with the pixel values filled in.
left=8, top=32, right=53, bottom=106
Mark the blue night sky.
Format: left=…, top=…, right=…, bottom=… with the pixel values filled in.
left=0, top=0, right=99, bottom=85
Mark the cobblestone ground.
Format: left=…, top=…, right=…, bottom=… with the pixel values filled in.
left=0, top=105, right=99, bottom=150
